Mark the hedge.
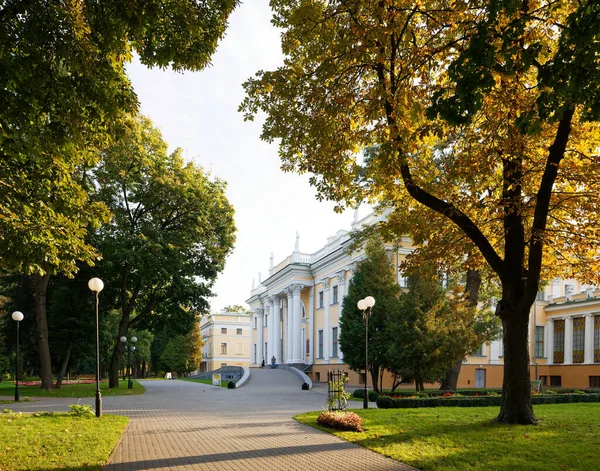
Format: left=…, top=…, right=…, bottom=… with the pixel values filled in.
left=376, top=393, right=600, bottom=409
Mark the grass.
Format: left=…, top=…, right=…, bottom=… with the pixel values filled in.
left=0, top=380, right=145, bottom=398
left=296, top=404, right=600, bottom=471
left=181, top=377, right=230, bottom=388
left=0, top=411, right=128, bottom=470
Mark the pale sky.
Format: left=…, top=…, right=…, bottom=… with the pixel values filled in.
left=126, top=0, right=355, bottom=311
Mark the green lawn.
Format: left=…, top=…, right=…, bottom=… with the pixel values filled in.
left=0, top=380, right=145, bottom=398
left=181, top=377, right=230, bottom=388
left=296, top=404, right=600, bottom=471
left=0, top=412, right=128, bottom=470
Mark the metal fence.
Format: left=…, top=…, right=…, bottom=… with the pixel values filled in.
left=327, top=370, right=348, bottom=411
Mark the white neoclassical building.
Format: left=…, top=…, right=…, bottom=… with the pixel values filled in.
left=247, top=210, right=600, bottom=389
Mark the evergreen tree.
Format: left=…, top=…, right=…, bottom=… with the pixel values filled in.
left=340, top=238, right=401, bottom=393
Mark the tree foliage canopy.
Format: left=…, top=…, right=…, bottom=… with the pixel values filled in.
left=242, top=0, right=600, bottom=423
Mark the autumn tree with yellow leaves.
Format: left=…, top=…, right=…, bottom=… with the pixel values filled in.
left=241, top=0, right=600, bottom=424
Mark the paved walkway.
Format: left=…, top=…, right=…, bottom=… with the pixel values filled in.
left=4, top=369, right=416, bottom=470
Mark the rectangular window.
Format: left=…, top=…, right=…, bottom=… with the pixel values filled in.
left=536, top=290, right=546, bottom=301
left=236, top=343, right=243, bottom=355
left=573, top=317, right=585, bottom=363
left=398, top=270, right=408, bottom=288
left=220, top=343, right=227, bottom=354
left=318, top=330, right=324, bottom=358
left=306, top=339, right=310, bottom=355
left=535, top=326, right=545, bottom=358
left=264, top=342, right=267, bottom=360
left=253, top=344, right=257, bottom=363
left=221, top=328, right=227, bottom=335
left=318, top=291, right=324, bottom=309
left=237, top=328, right=243, bottom=335
left=332, top=286, right=339, bottom=304
left=554, top=319, right=565, bottom=363
left=594, top=315, right=600, bottom=363
left=550, top=375, right=562, bottom=387
left=332, top=327, right=338, bottom=357
left=254, top=317, right=257, bottom=329
left=359, top=373, right=366, bottom=384
left=590, top=376, right=600, bottom=388
left=472, top=344, right=485, bottom=356
left=263, top=314, right=267, bottom=327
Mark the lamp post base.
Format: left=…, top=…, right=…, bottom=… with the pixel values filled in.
left=95, top=391, right=102, bottom=418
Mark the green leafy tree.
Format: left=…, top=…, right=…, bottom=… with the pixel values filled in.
left=1, top=0, right=238, bottom=389
left=159, top=327, right=203, bottom=377
left=131, top=330, right=154, bottom=378
left=93, top=116, right=236, bottom=387
left=340, top=238, right=401, bottom=393
left=241, top=0, right=600, bottom=423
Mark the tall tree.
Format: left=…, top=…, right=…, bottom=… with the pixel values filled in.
left=387, top=266, right=499, bottom=391
left=241, top=0, right=600, bottom=423
left=159, top=326, right=203, bottom=377
left=94, top=116, right=236, bottom=387
left=1, top=0, right=238, bottom=389
left=340, top=238, right=401, bottom=393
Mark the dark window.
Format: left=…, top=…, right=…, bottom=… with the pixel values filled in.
left=332, top=327, right=338, bottom=357
left=220, top=343, right=227, bottom=354
left=332, top=286, right=339, bottom=304
left=306, top=339, right=310, bottom=355
left=553, top=319, right=565, bottom=363
left=535, top=326, right=545, bottom=358
left=594, top=315, right=600, bottom=363
left=236, top=328, right=243, bottom=335
left=359, top=373, right=366, bottom=384
left=318, top=330, right=324, bottom=358
left=573, top=317, right=585, bottom=363
left=550, top=375, right=562, bottom=387
left=221, top=328, right=227, bottom=335
left=589, top=376, right=600, bottom=388
left=318, top=291, right=324, bottom=308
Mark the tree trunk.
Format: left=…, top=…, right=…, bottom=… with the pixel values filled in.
left=55, top=345, right=71, bottom=389
left=494, top=306, right=537, bottom=424
left=369, top=365, right=380, bottom=393
left=440, top=359, right=462, bottom=391
left=108, top=316, right=129, bottom=388
left=34, top=272, right=53, bottom=390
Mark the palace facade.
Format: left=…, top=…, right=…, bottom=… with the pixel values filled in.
left=246, top=211, right=600, bottom=389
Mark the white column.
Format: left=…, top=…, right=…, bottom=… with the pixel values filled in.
left=266, top=301, right=273, bottom=362
left=337, top=271, right=346, bottom=363
left=564, top=316, right=573, bottom=364
left=323, top=278, right=330, bottom=363
left=547, top=318, right=554, bottom=364
left=292, top=284, right=303, bottom=363
left=271, top=295, right=282, bottom=364
left=286, top=289, right=293, bottom=363
left=584, top=314, right=594, bottom=364
left=308, top=286, right=314, bottom=364
left=256, top=308, right=264, bottom=364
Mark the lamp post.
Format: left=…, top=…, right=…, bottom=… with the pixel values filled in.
left=120, top=336, right=137, bottom=389
left=88, top=277, right=104, bottom=418
left=357, top=296, right=376, bottom=409
left=11, top=311, right=24, bottom=402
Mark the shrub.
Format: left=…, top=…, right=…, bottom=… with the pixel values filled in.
left=227, top=381, right=236, bottom=389
left=352, top=389, right=364, bottom=398
left=376, top=393, right=600, bottom=409
left=316, top=410, right=363, bottom=432
left=33, top=411, right=56, bottom=417
left=68, top=403, right=94, bottom=417
left=368, top=390, right=379, bottom=402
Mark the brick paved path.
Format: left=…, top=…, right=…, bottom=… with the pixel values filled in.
left=4, top=369, right=416, bottom=470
